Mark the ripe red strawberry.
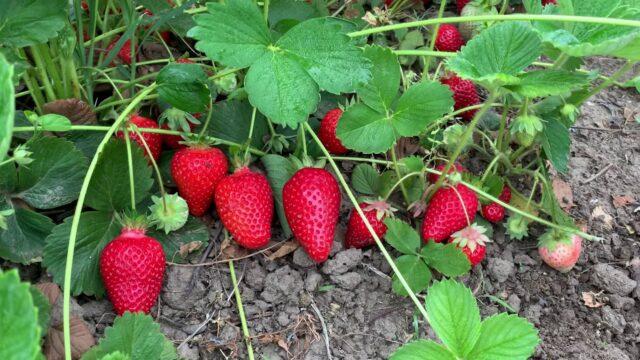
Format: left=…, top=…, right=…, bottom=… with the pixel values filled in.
left=542, top=0, right=556, bottom=5
left=115, top=115, right=162, bottom=161
left=171, top=146, right=228, bottom=216
left=440, top=74, right=480, bottom=121
left=318, top=108, right=348, bottom=155
left=457, top=0, right=471, bottom=13
left=538, top=230, right=582, bottom=273
left=481, top=185, right=511, bottom=223
left=449, top=223, right=490, bottom=266
left=345, top=201, right=392, bottom=249
left=214, top=167, right=273, bottom=249
left=421, top=184, right=479, bottom=242
left=100, top=225, right=165, bottom=315
left=106, top=37, right=133, bottom=65
left=283, top=167, right=341, bottom=262
left=428, top=163, right=467, bottom=184
left=434, top=24, right=465, bottom=52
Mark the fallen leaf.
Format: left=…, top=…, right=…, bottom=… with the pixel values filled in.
left=44, top=316, right=95, bottom=360
left=552, top=178, right=574, bottom=210
left=591, top=206, right=614, bottom=230
left=582, top=291, right=605, bottom=308
left=179, top=241, right=203, bottom=258
left=612, top=195, right=635, bottom=208
left=218, top=237, right=249, bottom=260
left=266, top=240, right=299, bottom=261
left=35, top=282, right=61, bottom=305
left=43, top=99, right=96, bottom=125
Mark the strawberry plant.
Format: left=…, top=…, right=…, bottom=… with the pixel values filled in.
left=1, top=0, right=640, bottom=358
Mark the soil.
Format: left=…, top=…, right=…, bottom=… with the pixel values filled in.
left=17, top=58, right=640, bottom=359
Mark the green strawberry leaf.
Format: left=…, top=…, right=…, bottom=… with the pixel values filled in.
left=261, top=154, right=297, bottom=237
left=268, top=0, right=327, bottom=30
left=420, top=242, right=471, bottom=277
left=29, top=285, right=51, bottom=337
left=392, top=81, right=454, bottom=137
left=507, top=70, right=591, bottom=97
left=149, top=216, right=210, bottom=263
left=188, top=0, right=272, bottom=68
left=337, top=80, right=452, bottom=154
left=201, top=100, right=269, bottom=149
left=189, top=0, right=370, bottom=127
left=85, top=139, right=153, bottom=212
left=351, top=163, right=382, bottom=196
left=0, top=53, right=13, bottom=163
left=533, top=0, right=640, bottom=59
left=43, top=211, right=121, bottom=297
left=0, top=162, right=16, bottom=193
left=35, top=114, right=72, bottom=131
left=275, top=18, right=370, bottom=95
left=384, top=218, right=421, bottom=255
left=0, top=269, right=42, bottom=360
left=81, top=312, right=177, bottom=360
left=0, top=195, right=54, bottom=264
left=15, top=136, right=88, bottom=209
left=390, top=339, right=457, bottom=360
left=157, top=63, right=210, bottom=113
left=245, top=51, right=319, bottom=128
left=357, top=45, right=401, bottom=113
left=446, top=22, right=541, bottom=88
left=98, top=352, right=130, bottom=360
left=0, top=0, right=68, bottom=48
left=467, top=313, right=539, bottom=360
left=540, top=115, right=570, bottom=173
left=391, top=255, right=432, bottom=296
left=425, top=279, right=482, bottom=358
left=336, top=103, right=395, bottom=154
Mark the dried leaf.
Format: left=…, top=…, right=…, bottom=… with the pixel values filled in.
left=552, top=178, right=574, bottom=210
left=35, top=282, right=61, bottom=305
left=612, top=195, right=635, bottom=208
left=43, top=99, right=97, bottom=125
left=582, top=291, right=605, bottom=308
left=266, top=240, right=299, bottom=261
left=277, top=338, right=291, bottom=355
left=44, top=316, right=95, bottom=360
left=218, top=237, right=249, bottom=260
left=591, top=206, right=614, bottom=230
left=179, top=241, right=203, bottom=258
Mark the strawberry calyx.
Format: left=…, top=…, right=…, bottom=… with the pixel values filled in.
left=505, top=214, right=530, bottom=240
left=538, top=229, right=574, bottom=252
left=116, top=212, right=149, bottom=234
left=158, top=108, right=201, bottom=132
left=148, top=194, right=189, bottom=234
left=361, top=199, right=396, bottom=221
left=450, top=223, right=491, bottom=252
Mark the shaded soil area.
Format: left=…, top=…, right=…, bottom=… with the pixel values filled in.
left=20, top=58, right=640, bottom=359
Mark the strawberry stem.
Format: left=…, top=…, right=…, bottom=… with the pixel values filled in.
left=122, top=127, right=137, bottom=211
left=198, top=97, right=214, bottom=140
left=304, top=122, right=431, bottom=323
left=422, top=0, right=448, bottom=79
left=131, top=126, right=168, bottom=211
left=242, top=107, right=258, bottom=162
left=229, top=260, right=255, bottom=360
left=62, top=83, right=157, bottom=360
left=390, top=145, right=410, bottom=206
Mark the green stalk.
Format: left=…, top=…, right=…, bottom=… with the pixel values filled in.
left=495, top=103, right=509, bottom=153
left=83, top=26, right=128, bottom=46
left=384, top=171, right=424, bottom=200
left=304, top=122, right=431, bottom=323
left=395, top=49, right=455, bottom=58
left=576, top=61, right=636, bottom=106
left=198, top=98, right=215, bottom=140
left=243, top=107, right=258, bottom=162
left=429, top=92, right=500, bottom=199
left=390, top=145, right=410, bottom=206
left=20, top=72, right=46, bottom=113
left=263, top=0, right=270, bottom=21
left=38, top=43, right=65, bottom=98
left=132, top=126, right=168, bottom=210
left=123, top=128, right=137, bottom=210
left=61, top=84, right=157, bottom=360
left=27, top=46, right=57, bottom=101
left=422, top=0, right=448, bottom=79
left=349, top=14, right=640, bottom=37
left=12, top=125, right=268, bottom=156
left=229, top=260, right=255, bottom=360
left=94, top=94, right=159, bottom=112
